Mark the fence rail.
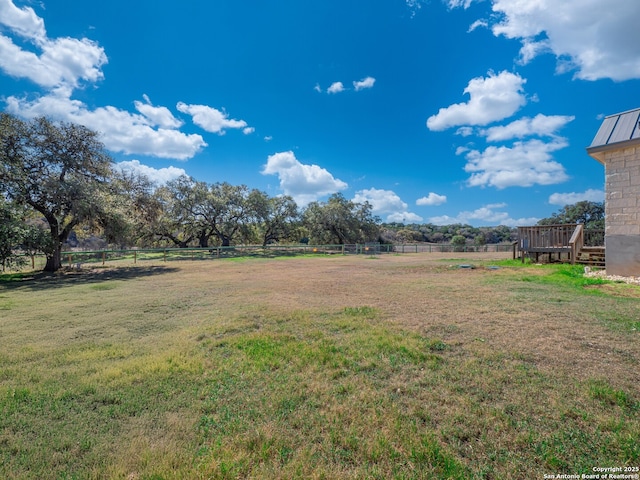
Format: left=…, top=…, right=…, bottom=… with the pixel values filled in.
left=10, top=242, right=515, bottom=271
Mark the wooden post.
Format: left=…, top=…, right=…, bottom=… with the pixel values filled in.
left=102, top=251, right=106, bottom=266
left=134, top=251, right=137, bottom=264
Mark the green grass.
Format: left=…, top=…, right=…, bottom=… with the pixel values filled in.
left=1, top=256, right=638, bottom=479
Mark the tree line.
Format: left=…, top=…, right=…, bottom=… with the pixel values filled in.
left=0, top=115, right=605, bottom=272
left=0, top=115, right=382, bottom=272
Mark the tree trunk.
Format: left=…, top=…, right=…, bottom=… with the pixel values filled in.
left=198, top=231, right=209, bottom=248
left=44, top=242, right=62, bottom=272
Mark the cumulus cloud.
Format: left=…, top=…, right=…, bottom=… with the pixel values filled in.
left=461, top=138, right=570, bottom=189
left=429, top=204, right=539, bottom=227
left=480, top=114, right=575, bottom=142
left=262, top=151, right=348, bottom=206
left=353, top=188, right=422, bottom=222
left=115, top=160, right=187, bottom=185
left=353, top=188, right=407, bottom=213
left=548, top=189, right=604, bottom=206
left=416, top=192, right=447, bottom=206
left=6, top=93, right=207, bottom=160
left=176, top=102, right=249, bottom=135
left=455, top=126, right=475, bottom=137
left=0, top=0, right=107, bottom=93
left=327, top=82, right=345, bottom=94
left=426, top=70, right=527, bottom=131
left=134, top=95, right=183, bottom=129
left=0, top=0, right=46, bottom=41
left=353, top=76, right=376, bottom=91
left=451, top=0, right=640, bottom=81
left=387, top=212, right=424, bottom=223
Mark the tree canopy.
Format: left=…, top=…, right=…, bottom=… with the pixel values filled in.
left=536, top=201, right=604, bottom=229
left=303, top=194, right=380, bottom=245
left=0, top=114, right=115, bottom=271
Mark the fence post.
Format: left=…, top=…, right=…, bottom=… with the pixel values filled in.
left=102, top=251, right=106, bottom=266
left=164, top=250, right=167, bottom=262
left=134, top=251, right=137, bottom=264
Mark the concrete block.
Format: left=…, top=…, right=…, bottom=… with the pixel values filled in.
left=605, top=235, right=640, bottom=276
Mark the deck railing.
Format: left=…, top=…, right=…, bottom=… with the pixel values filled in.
left=517, top=224, right=577, bottom=250
left=568, top=224, right=584, bottom=264
left=517, top=224, right=605, bottom=264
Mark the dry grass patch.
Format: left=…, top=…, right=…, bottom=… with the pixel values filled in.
left=1, top=253, right=638, bottom=479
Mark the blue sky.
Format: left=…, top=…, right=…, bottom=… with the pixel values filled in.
left=1, top=0, right=639, bottom=226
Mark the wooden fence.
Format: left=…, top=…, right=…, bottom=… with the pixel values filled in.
left=11, top=242, right=515, bottom=271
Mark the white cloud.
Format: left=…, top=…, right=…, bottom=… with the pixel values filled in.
left=264, top=135, right=273, bottom=142
left=0, top=0, right=46, bottom=41
left=405, top=0, right=427, bottom=18
left=262, top=151, right=348, bottom=206
left=548, top=189, right=604, bottom=206
left=462, top=138, right=570, bottom=189
left=327, top=81, right=345, bottom=94
left=480, top=114, right=574, bottom=142
left=6, top=93, right=207, bottom=160
left=115, top=160, right=187, bottom=185
left=243, top=127, right=255, bottom=135
left=353, top=76, right=376, bottom=91
left=314, top=83, right=322, bottom=93
left=429, top=204, right=538, bottom=227
left=0, top=0, right=106, bottom=92
left=468, top=19, right=488, bottom=33
left=387, top=211, right=424, bottom=223
left=0, top=34, right=107, bottom=93
left=416, top=192, right=447, bottom=206
left=354, top=188, right=407, bottom=213
left=176, top=102, right=249, bottom=135
left=426, top=70, right=527, bottom=131
left=354, top=188, right=423, bottom=223
left=470, top=0, right=640, bottom=81
left=456, top=126, right=474, bottom=137
left=134, top=95, right=183, bottom=129
left=445, top=0, right=476, bottom=8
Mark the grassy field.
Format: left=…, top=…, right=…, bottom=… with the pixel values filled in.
left=1, top=253, right=638, bottom=479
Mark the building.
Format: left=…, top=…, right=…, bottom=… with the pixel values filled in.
left=587, top=107, right=640, bottom=276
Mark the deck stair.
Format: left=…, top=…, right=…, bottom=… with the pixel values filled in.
left=575, top=246, right=605, bottom=266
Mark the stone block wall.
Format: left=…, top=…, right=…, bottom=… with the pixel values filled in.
left=602, top=146, right=640, bottom=275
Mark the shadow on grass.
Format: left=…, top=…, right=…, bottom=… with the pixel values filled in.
left=0, top=265, right=180, bottom=291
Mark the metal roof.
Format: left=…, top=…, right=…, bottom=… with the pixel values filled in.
left=587, top=107, right=640, bottom=163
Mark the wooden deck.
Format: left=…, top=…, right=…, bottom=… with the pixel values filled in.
left=515, top=224, right=605, bottom=265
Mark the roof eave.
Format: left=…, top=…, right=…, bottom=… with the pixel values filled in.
left=587, top=137, right=640, bottom=165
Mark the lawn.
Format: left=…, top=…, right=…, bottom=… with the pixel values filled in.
left=1, top=253, right=638, bottom=479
